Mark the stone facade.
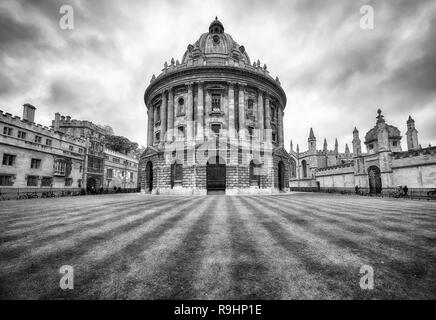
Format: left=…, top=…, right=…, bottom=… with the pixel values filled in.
left=0, top=104, right=86, bottom=189
left=289, top=109, right=436, bottom=193
left=103, top=148, right=139, bottom=189
left=140, top=18, right=292, bottom=195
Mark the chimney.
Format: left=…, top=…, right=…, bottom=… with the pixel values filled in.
left=23, top=104, right=36, bottom=123
left=66, top=115, right=71, bottom=122
left=54, top=112, right=61, bottom=131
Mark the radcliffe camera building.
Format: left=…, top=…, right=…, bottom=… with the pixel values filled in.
left=140, top=18, right=292, bottom=195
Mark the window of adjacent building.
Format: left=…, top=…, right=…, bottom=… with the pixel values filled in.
left=78, top=148, right=83, bottom=154
left=393, top=141, right=398, bottom=147
left=41, top=177, right=53, bottom=187
left=46, top=139, right=52, bottom=146
left=54, top=161, right=66, bottom=175
left=112, top=157, right=120, bottom=163
left=211, top=94, right=221, bottom=111
left=248, top=126, right=254, bottom=136
left=177, top=97, right=185, bottom=116
left=3, top=127, right=13, bottom=136
left=64, top=178, right=73, bottom=187
left=88, top=156, right=103, bottom=172
left=30, top=158, right=41, bottom=169
left=0, top=175, right=14, bottom=186
left=211, top=124, right=221, bottom=135
left=78, top=179, right=82, bottom=188
left=2, top=154, right=16, bottom=166
left=27, top=175, right=38, bottom=187
left=17, top=130, right=26, bottom=139
left=155, top=132, right=160, bottom=143
left=79, top=165, right=82, bottom=173
left=130, top=172, right=134, bottom=180
left=34, top=135, right=42, bottom=143
left=69, top=145, right=74, bottom=151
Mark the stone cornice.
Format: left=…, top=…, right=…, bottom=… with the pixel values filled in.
left=144, top=65, right=286, bottom=109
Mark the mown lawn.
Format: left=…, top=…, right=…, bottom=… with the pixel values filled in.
left=0, top=193, right=435, bottom=299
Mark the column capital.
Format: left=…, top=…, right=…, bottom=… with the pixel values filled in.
left=237, top=82, right=247, bottom=89
left=186, top=82, right=194, bottom=90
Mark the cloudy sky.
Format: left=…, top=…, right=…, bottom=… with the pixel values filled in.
left=1, top=0, right=435, bottom=152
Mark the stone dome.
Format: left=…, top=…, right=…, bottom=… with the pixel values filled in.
left=181, top=17, right=251, bottom=65
left=364, top=110, right=402, bottom=144
left=364, top=124, right=402, bottom=144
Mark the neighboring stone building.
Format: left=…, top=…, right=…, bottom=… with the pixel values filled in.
left=289, top=109, right=436, bottom=194
left=104, top=148, right=139, bottom=189
left=53, top=113, right=108, bottom=191
left=52, top=114, right=139, bottom=191
left=288, top=128, right=354, bottom=186
left=140, top=18, right=292, bottom=194
left=0, top=104, right=86, bottom=189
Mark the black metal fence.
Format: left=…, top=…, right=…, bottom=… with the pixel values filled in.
left=289, top=186, right=436, bottom=200
left=0, top=187, right=141, bottom=201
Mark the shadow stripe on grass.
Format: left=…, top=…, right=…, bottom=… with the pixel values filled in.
left=249, top=197, right=436, bottom=299
left=0, top=197, right=152, bottom=224
left=41, top=197, right=207, bottom=299
left=239, top=196, right=363, bottom=299
left=144, top=196, right=219, bottom=299
left=0, top=197, right=196, bottom=288
left=227, top=197, right=282, bottom=300
left=0, top=197, right=190, bottom=260
left=0, top=197, right=175, bottom=244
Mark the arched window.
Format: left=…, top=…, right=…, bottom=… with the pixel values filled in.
left=171, top=161, right=183, bottom=188
left=301, top=160, right=307, bottom=178
left=290, top=158, right=297, bottom=178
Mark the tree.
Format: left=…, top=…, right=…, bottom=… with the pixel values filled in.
left=104, top=135, right=138, bottom=155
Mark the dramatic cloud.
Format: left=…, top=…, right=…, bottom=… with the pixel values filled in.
left=0, top=0, right=435, bottom=150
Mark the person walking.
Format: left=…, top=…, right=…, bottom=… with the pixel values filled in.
left=403, top=185, right=409, bottom=197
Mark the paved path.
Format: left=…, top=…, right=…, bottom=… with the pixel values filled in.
left=0, top=193, right=435, bottom=299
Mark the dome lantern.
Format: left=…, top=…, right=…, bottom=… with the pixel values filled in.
left=209, top=17, right=224, bottom=34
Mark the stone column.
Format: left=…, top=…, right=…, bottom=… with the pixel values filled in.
left=265, top=95, right=271, bottom=142
left=147, top=104, right=154, bottom=146
left=257, top=91, right=264, bottom=141
left=187, top=83, right=194, bottom=142
left=228, top=82, right=236, bottom=139
left=238, top=83, right=246, bottom=140
left=278, top=104, right=284, bottom=147
left=167, top=88, right=174, bottom=142
left=197, top=82, right=204, bottom=141
left=205, top=89, right=211, bottom=137
left=160, top=91, right=167, bottom=144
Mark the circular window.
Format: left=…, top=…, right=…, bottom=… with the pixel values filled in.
left=178, top=97, right=184, bottom=105
left=213, top=35, right=220, bottom=44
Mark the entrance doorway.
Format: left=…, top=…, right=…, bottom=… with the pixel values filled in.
left=368, top=166, right=382, bottom=194
left=146, top=161, right=153, bottom=193
left=207, top=156, right=226, bottom=194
